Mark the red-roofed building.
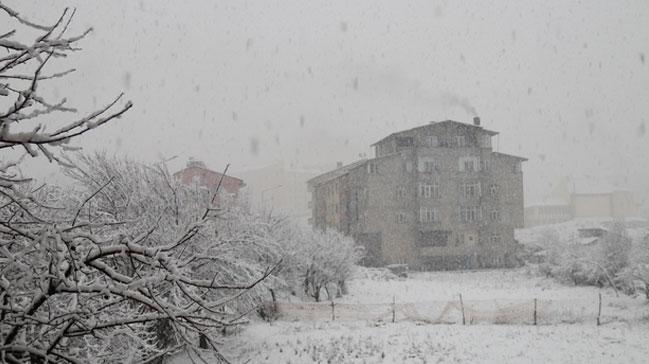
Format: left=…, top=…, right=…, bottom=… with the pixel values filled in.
left=174, top=159, right=246, bottom=197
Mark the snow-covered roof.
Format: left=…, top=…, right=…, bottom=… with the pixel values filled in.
left=492, top=152, right=528, bottom=162
left=307, top=159, right=368, bottom=187
left=370, top=120, right=499, bottom=146
left=173, top=165, right=245, bottom=184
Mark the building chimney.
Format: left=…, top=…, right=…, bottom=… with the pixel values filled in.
left=473, top=116, right=481, bottom=126
left=336, top=161, right=343, bottom=168
left=187, top=158, right=206, bottom=169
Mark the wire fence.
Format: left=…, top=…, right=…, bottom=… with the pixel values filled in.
left=268, top=293, right=638, bottom=325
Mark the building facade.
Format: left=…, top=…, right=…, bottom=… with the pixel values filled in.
left=307, top=118, right=526, bottom=270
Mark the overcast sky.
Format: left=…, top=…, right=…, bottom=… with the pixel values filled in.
left=5, top=0, right=649, bottom=205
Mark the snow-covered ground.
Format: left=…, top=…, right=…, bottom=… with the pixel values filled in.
left=172, top=219, right=649, bottom=363
left=217, top=268, right=649, bottom=363
left=342, top=267, right=605, bottom=302
left=223, top=321, right=649, bottom=363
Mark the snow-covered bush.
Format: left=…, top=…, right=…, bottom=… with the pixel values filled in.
left=539, top=223, right=631, bottom=289
left=60, top=152, right=284, bottom=360
left=264, top=218, right=364, bottom=302
left=617, top=233, right=649, bottom=299
left=297, top=228, right=363, bottom=301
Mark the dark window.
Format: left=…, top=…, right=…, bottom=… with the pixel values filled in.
left=396, top=136, right=414, bottom=147
left=417, top=230, right=451, bottom=247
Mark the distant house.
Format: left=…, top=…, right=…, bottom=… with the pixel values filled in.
left=308, top=118, right=526, bottom=270
left=525, top=190, right=640, bottom=227
left=173, top=159, right=246, bottom=198
left=524, top=201, right=572, bottom=227
left=571, top=190, right=638, bottom=219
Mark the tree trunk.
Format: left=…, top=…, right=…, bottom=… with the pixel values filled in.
left=303, top=268, right=311, bottom=296
left=338, top=280, right=348, bottom=296
left=199, top=333, right=209, bottom=349
left=313, top=284, right=320, bottom=302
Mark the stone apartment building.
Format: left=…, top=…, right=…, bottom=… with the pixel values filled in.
left=307, top=118, right=526, bottom=270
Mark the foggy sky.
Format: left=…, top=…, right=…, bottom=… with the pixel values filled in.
left=6, top=0, right=649, bottom=206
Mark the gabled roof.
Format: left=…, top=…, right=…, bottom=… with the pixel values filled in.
left=371, top=120, right=498, bottom=146
left=307, top=159, right=368, bottom=187
left=173, top=165, right=245, bottom=184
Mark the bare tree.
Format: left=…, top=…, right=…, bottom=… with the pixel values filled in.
left=0, top=5, right=278, bottom=363
left=0, top=4, right=131, bottom=161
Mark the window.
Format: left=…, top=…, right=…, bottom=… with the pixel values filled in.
left=489, top=184, right=499, bottom=197
left=427, top=135, right=439, bottom=147
left=396, top=185, right=407, bottom=199
left=405, top=161, right=413, bottom=173
left=456, top=135, right=466, bottom=147
left=396, top=212, right=408, bottom=224
left=396, top=136, right=414, bottom=147
left=512, top=162, right=520, bottom=173
left=424, top=161, right=435, bottom=172
left=490, top=234, right=501, bottom=244
left=481, top=159, right=490, bottom=171
left=480, top=135, right=492, bottom=148
left=462, top=182, right=481, bottom=198
left=489, top=209, right=500, bottom=222
left=368, top=162, right=378, bottom=174
left=418, top=156, right=436, bottom=173
left=419, top=207, right=439, bottom=222
left=460, top=206, right=480, bottom=222
left=420, top=184, right=430, bottom=198
left=419, top=183, right=440, bottom=198
left=417, top=230, right=450, bottom=247
left=458, top=156, right=479, bottom=172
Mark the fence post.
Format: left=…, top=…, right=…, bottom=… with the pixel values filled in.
left=533, top=298, right=537, bottom=326
left=331, top=300, right=335, bottom=321
left=459, top=293, right=466, bottom=325
left=597, top=292, right=602, bottom=326
left=392, top=295, right=396, bottom=323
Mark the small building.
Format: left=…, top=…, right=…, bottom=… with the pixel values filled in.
left=174, top=159, right=246, bottom=198
left=571, top=190, right=638, bottom=219
left=308, top=118, right=526, bottom=270
left=524, top=201, right=572, bottom=227
left=525, top=190, right=640, bottom=227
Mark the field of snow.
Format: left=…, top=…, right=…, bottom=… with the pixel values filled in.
left=216, top=268, right=649, bottom=363
left=341, top=267, right=607, bottom=302
left=222, top=321, right=649, bottom=363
